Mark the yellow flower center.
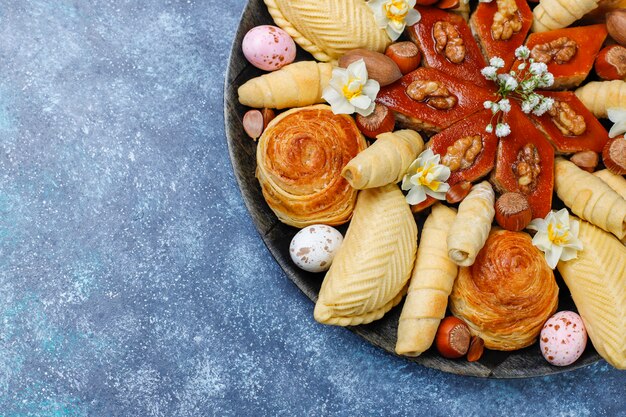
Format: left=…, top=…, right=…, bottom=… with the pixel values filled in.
left=547, top=222, right=569, bottom=246
left=384, top=0, right=409, bottom=23
left=342, top=79, right=363, bottom=101
left=415, top=163, right=441, bottom=191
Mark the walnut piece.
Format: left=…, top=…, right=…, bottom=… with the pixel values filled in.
left=530, top=37, right=578, bottom=64
left=492, top=0, right=522, bottom=41
left=512, top=144, right=541, bottom=194
left=433, top=21, right=466, bottom=64
left=406, top=80, right=458, bottom=110
left=548, top=101, right=586, bottom=136
left=441, top=135, right=483, bottom=171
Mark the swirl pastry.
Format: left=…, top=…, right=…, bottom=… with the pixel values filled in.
left=450, top=230, right=559, bottom=351
left=446, top=181, right=495, bottom=267
left=314, top=184, right=418, bottom=326
left=557, top=218, right=626, bottom=369
left=264, top=0, right=391, bottom=62
left=554, top=158, right=626, bottom=240
left=342, top=129, right=424, bottom=190
left=256, top=105, right=367, bottom=228
left=396, top=204, right=458, bottom=357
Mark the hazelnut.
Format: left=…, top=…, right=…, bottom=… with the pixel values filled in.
left=467, top=336, right=485, bottom=362
left=445, top=181, right=472, bottom=204
left=437, top=0, right=461, bottom=8
left=355, top=104, right=395, bottom=139
left=603, top=135, right=626, bottom=175
left=570, top=150, right=599, bottom=173
left=594, top=45, right=626, bottom=81
left=607, top=9, right=626, bottom=47
left=435, top=316, right=471, bottom=359
left=385, top=42, right=421, bottom=75
left=495, top=192, right=533, bottom=232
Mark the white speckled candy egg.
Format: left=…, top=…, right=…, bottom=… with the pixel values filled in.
left=242, top=25, right=296, bottom=71
left=289, top=225, right=343, bottom=273
left=540, top=311, right=587, bottom=366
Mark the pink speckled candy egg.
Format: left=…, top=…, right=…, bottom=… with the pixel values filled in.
left=540, top=311, right=587, bottom=366
left=242, top=25, right=296, bottom=71
left=289, top=225, right=343, bottom=273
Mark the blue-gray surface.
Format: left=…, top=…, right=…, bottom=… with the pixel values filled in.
left=0, top=0, right=623, bottom=416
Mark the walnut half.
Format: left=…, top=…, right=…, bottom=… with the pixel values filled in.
left=441, top=135, right=483, bottom=171
left=433, top=21, right=466, bottom=64
left=548, top=101, right=586, bottom=136
left=492, top=0, right=522, bottom=41
left=530, top=37, right=578, bottom=64
left=406, top=80, right=458, bottom=110
left=513, top=144, right=541, bottom=194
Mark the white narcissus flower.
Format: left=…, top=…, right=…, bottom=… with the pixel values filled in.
left=527, top=209, right=583, bottom=269
left=495, top=123, right=511, bottom=137
left=322, top=59, right=380, bottom=116
left=607, top=107, right=626, bottom=138
left=368, top=0, right=420, bottom=41
left=401, top=149, right=450, bottom=205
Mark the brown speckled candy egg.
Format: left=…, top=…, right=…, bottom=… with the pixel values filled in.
left=540, top=311, right=587, bottom=367
left=289, top=225, right=343, bottom=273
left=242, top=25, right=296, bottom=71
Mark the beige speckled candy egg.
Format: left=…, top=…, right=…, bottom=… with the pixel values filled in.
left=242, top=25, right=296, bottom=71
left=540, top=311, right=587, bottom=367
left=289, top=225, right=343, bottom=273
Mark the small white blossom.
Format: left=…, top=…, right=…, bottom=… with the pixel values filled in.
left=485, top=124, right=493, bottom=133
left=368, top=0, right=420, bottom=41
left=515, top=45, right=530, bottom=59
left=489, top=57, right=505, bottom=69
left=520, top=79, right=537, bottom=93
left=401, top=149, right=450, bottom=205
left=498, top=74, right=518, bottom=92
left=322, top=59, right=380, bottom=116
left=481, top=66, right=498, bottom=80
left=527, top=209, right=583, bottom=269
left=483, top=100, right=494, bottom=110
left=495, top=123, right=511, bottom=138
left=517, top=62, right=526, bottom=71
left=532, top=96, right=554, bottom=116
left=521, top=100, right=533, bottom=113
left=530, top=62, right=548, bottom=75
left=538, top=72, right=554, bottom=88
left=607, top=107, right=626, bottom=138
left=498, top=98, right=511, bottom=113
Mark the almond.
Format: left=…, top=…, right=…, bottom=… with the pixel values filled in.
left=445, top=181, right=471, bottom=204
left=603, top=135, right=626, bottom=175
left=355, top=103, right=395, bottom=139
left=436, top=317, right=471, bottom=359
left=385, top=42, right=421, bottom=75
left=594, top=45, right=626, bottom=81
left=607, top=9, right=626, bottom=47
left=242, top=109, right=264, bottom=140
left=338, top=49, right=402, bottom=87
left=570, top=150, right=599, bottom=173
left=495, top=192, right=533, bottom=232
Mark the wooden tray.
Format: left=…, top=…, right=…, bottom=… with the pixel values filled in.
left=223, top=0, right=600, bottom=378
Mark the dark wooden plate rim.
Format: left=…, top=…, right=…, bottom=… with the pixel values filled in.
left=223, top=0, right=601, bottom=378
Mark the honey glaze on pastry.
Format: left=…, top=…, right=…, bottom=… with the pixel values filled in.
left=256, top=104, right=367, bottom=228
left=450, top=229, right=559, bottom=351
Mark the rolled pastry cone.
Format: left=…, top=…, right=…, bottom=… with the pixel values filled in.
left=314, top=184, right=418, bottom=326
left=532, top=0, right=600, bottom=32
left=594, top=169, right=626, bottom=200
left=557, top=218, right=626, bottom=369
left=396, top=204, right=458, bottom=356
left=554, top=158, right=626, bottom=239
left=264, top=0, right=391, bottom=62
left=447, top=181, right=495, bottom=267
left=238, top=61, right=333, bottom=109
left=257, top=105, right=367, bottom=227
left=575, top=80, right=626, bottom=119
left=342, top=130, right=424, bottom=190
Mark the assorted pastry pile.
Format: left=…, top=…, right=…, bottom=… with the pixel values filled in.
left=237, top=0, right=626, bottom=370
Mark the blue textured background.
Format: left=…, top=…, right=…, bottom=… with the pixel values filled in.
left=0, top=1, right=624, bottom=415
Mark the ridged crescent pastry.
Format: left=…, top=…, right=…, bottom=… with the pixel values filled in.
left=314, top=184, right=418, bottom=326
left=342, top=130, right=424, bottom=190
left=256, top=105, right=367, bottom=228
left=594, top=169, right=626, bottom=200
left=554, top=158, right=626, bottom=240
left=396, top=204, right=458, bottom=356
left=557, top=218, right=626, bottom=369
left=450, top=230, right=559, bottom=351
left=447, top=181, right=495, bottom=267
left=238, top=61, right=333, bottom=109
left=264, top=0, right=392, bottom=62
left=575, top=80, right=626, bottom=118
left=532, top=0, right=599, bottom=32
